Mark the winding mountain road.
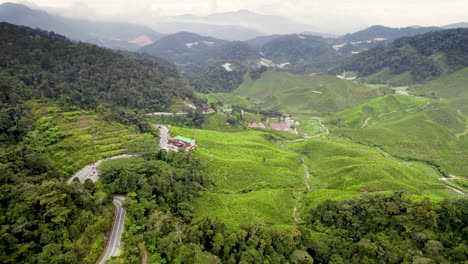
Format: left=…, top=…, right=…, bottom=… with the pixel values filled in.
left=67, top=125, right=170, bottom=263
left=98, top=195, right=127, bottom=264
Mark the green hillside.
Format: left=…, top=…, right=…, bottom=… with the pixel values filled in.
left=331, top=98, right=468, bottom=175
left=330, top=94, right=430, bottom=127
left=170, top=126, right=303, bottom=228
left=26, top=101, right=159, bottom=176
left=338, top=28, right=468, bottom=84
left=410, top=67, right=468, bottom=102
left=236, top=71, right=391, bottom=115
left=287, top=138, right=460, bottom=208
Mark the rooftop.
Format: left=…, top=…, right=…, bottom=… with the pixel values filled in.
left=174, top=136, right=194, bottom=144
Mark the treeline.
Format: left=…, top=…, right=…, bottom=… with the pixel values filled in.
left=305, top=193, right=468, bottom=263
left=0, top=22, right=193, bottom=111
left=338, top=28, right=468, bottom=82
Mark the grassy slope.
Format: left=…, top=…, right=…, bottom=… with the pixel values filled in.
left=235, top=71, right=390, bottom=115
left=365, top=68, right=415, bottom=86
left=410, top=67, right=468, bottom=111
left=330, top=95, right=468, bottom=175
left=170, top=127, right=304, bottom=228
left=331, top=94, right=430, bottom=127
left=27, top=101, right=159, bottom=177
left=287, top=138, right=460, bottom=209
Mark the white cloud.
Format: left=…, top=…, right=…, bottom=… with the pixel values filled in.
left=4, top=0, right=468, bottom=33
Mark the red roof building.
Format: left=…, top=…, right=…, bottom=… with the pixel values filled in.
left=270, top=123, right=290, bottom=131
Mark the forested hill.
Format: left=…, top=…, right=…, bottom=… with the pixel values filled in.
left=338, top=28, right=468, bottom=83
left=0, top=22, right=192, bottom=111
left=261, top=34, right=343, bottom=72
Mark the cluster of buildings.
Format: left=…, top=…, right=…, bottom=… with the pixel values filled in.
left=247, top=119, right=299, bottom=134
left=247, top=122, right=266, bottom=128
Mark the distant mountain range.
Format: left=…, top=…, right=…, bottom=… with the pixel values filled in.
left=153, top=22, right=262, bottom=41
left=0, top=2, right=163, bottom=51
left=165, top=10, right=323, bottom=36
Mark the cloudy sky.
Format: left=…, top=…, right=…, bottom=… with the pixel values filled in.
left=3, top=0, right=468, bottom=33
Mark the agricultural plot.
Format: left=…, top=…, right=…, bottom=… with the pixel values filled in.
left=287, top=138, right=461, bottom=208
left=26, top=101, right=158, bottom=176
left=170, top=127, right=305, bottom=227
left=235, top=71, right=390, bottom=115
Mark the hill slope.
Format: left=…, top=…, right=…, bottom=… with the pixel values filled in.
left=261, top=34, right=343, bottom=72
left=236, top=71, right=391, bottom=115
left=331, top=25, right=442, bottom=57
left=338, top=28, right=468, bottom=84
left=0, top=22, right=191, bottom=111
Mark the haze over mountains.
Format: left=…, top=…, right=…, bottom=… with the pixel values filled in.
left=2, top=1, right=468, bottom=47
left=0, top=2, right=163, bottom=51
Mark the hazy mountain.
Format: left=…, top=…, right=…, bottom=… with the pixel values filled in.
left=166, top=10, right=322, bottom=36
left=338, top=28, right=468, bottom=84
left=139, top=32, right=228, bottom=63
left=341, top=25, right=441, bottom=42
left=0, top=2, right=163, bottom=51
left=244, top=35, right=284, bottom=47
left=442, top=22, right=468, bottom=29
left=153, top=22, right=261, bottom=41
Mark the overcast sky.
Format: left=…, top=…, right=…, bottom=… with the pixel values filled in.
left=3, top=0, right=468, bottom=33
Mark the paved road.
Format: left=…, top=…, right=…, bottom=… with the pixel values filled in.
left=146, top=112, right=187, bottom=116
left=67, top=154, right=133, bottom=184
left=68, top=126, right=168, bottom=263
left=98, top=195, right=127, bottom=264
left=158, top=125, right=169, bottom=151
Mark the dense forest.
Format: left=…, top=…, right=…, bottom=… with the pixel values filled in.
left=0, top=22, right=193, bottom=111
left=183, top=62, right=248, bottom=93
left=339, top=28, right=468, bottom=82
left=261, top=34, right=343, bottom=73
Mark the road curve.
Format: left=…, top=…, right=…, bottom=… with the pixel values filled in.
left=67, top=154, right=134, bottom=184
left=98, top=195, right=127, bottom=264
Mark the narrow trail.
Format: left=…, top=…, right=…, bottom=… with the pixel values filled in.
left=360, top=102, right=431, bottom=128
left=361, top=117, right=371, bottom=128
left=439, top=175, right=467, bottom=196
left=301, top=156, right=312, bottom=192
left=293, top=156, right=312, bottom=223
left=293, top=192, right=301, bottom=223
left=141, top=250, right=148, bottom=264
